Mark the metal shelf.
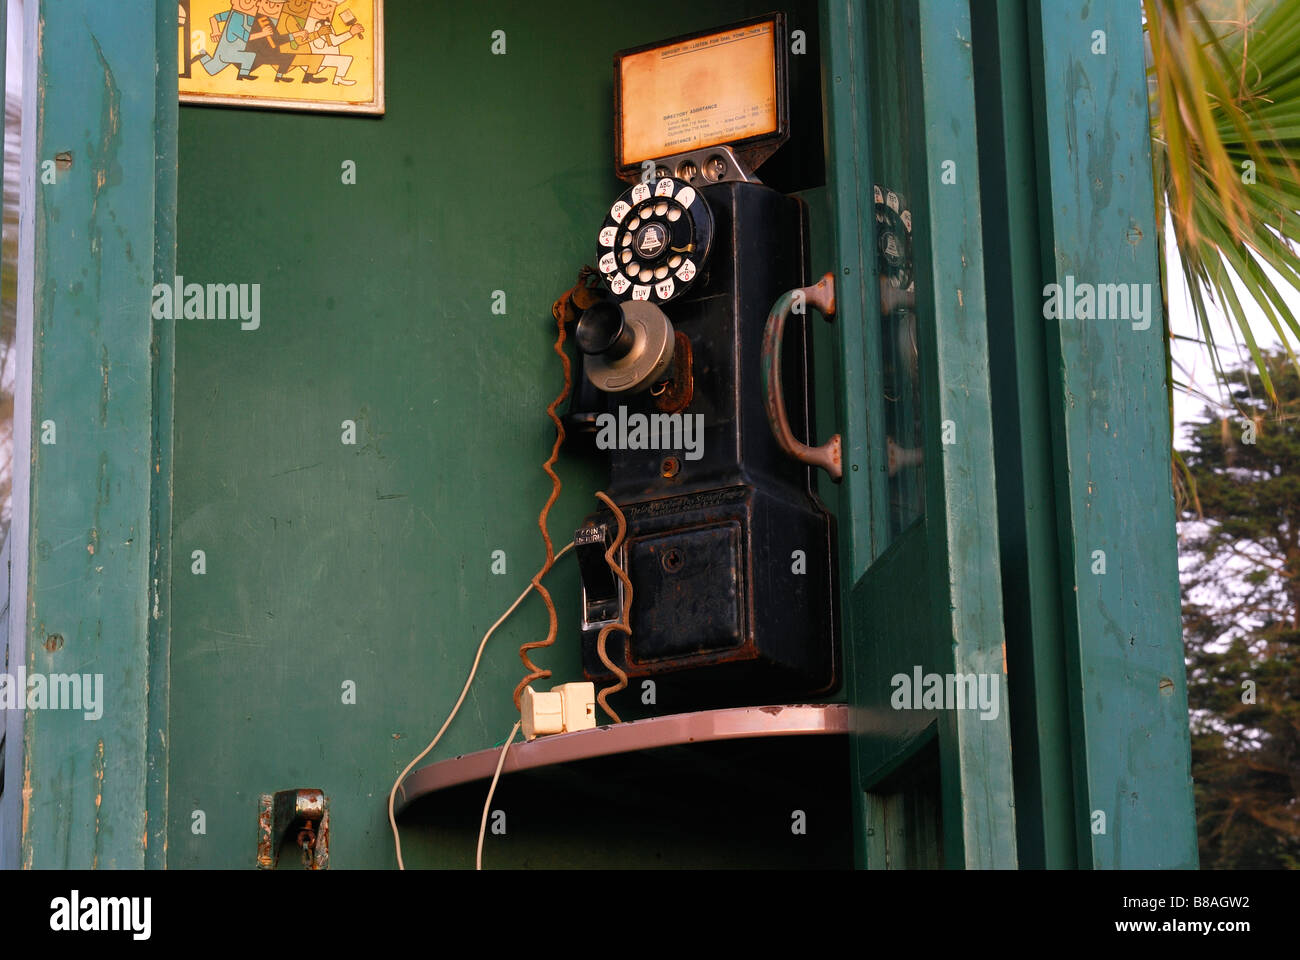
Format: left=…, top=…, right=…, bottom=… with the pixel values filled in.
left=394, top=702, right=847, bottom=815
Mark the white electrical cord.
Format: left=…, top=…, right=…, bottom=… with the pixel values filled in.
left=477, top=720, right=521, bottom=870
left=388, top=542, right=573, bottom=870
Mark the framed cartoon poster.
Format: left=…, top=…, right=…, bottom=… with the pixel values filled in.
left=179, top=1, right=384, bottom=114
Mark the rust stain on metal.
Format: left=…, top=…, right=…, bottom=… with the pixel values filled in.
left=759, top=705, right=784, bottom=716
left=652, top=332, right=694, bottom=414
left=256, top=794, right=274, bottom=868
left=258, top=788, right=329, bottom=869
left=314, top=809, right=331, bottom=870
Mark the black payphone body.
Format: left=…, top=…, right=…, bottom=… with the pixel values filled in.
left=566, top=14, right=839, bottom=710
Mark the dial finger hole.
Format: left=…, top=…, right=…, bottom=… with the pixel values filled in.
left=654, top=265, right=669, bottom=279
left=666, top=206, right=682, bottom=222
left=654, top=201, right=668, bottom=217
left=620, top=249, right=632, bottom=264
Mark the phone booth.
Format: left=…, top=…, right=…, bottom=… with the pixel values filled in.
left=0, top=0, right=1196, bottom=871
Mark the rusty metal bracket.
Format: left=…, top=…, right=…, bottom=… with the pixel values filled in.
left=552, top=265, right=603, bottom=327
left=761, top=272, right=842, bottom=480
left=651, top=331, right=694, bottom=414
left=257, top=788, right=329, bottom=870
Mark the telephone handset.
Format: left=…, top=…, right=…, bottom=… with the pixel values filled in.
left=565, top=14, right=840, bottom=711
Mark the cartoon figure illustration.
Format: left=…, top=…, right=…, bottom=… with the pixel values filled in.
left=276, top=0, right=326, bottom=83
left=197, top=0, right=262, bottom=80
left=304, top=0, right=365, bottom=86
left=248, top=0, right=306, bottom=82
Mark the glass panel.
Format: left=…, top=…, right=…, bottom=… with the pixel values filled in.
left=866, top=3, right=927, bottom=538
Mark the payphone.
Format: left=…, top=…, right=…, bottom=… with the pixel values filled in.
left=562, top=14, right=841, bottom=712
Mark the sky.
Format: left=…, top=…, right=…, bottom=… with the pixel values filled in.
left=1165, top=211, right=1300, bottom=444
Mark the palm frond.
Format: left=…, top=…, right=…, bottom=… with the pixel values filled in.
left=1146, top=0, right=1300, bottom=407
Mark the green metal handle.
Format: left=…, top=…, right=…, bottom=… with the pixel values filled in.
left=761, top=272, right=842, bottom=481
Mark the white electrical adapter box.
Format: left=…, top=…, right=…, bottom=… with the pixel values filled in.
left=521, top=681, right=597, bottom=741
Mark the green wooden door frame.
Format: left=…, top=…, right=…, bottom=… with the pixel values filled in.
left=1021, top=0, right=1196, bottom=868
left=0, top=0, right=176, bottom=869
left=970, top=0, right=1079, bottom=868
left=820, top=0, right=1195, bottom=868
left=971, top=0, right=1195, bottom=869
left=821, top=0, right=1018, bottom=869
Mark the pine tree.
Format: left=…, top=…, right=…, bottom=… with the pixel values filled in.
left=1179, top=351, right=1300, bottom=868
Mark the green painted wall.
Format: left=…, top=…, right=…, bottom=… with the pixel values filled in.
left=170, top=0, right=833, bottom=868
